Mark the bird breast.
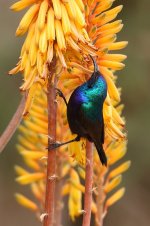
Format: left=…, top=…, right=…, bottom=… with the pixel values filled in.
left=81, top=77, right=107, bottom=103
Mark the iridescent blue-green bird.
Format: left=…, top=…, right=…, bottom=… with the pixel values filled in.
left=49, top=56, right=107, bottom=166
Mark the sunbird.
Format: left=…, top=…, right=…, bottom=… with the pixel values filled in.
left=49, top=56, right=107, bottom=166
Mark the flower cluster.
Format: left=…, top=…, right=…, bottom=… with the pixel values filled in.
left=9, top=0, right=96, bottom=115
left=10, top=0, right=130, bottom=224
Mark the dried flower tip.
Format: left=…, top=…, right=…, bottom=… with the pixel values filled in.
left=40, top=213, right=48, bottom=222
left=90, top=186, right=98, bottom=193
left=86, top=158, right=91, bottom=166
left=40, top=156, right=48, bottom=161
left=48, top=174, right=58, bottom=181
left=78, top=209, right=86, bottom=214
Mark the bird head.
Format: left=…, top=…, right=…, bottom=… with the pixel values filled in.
left=87, top=55, right=101, bottom=88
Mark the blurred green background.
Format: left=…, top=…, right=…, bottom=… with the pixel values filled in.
left=0, top=0, right=150, bottom=225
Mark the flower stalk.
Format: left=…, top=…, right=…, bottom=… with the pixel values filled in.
left=54, top=157, right=63, bottom=226
left=95, top=178, right=105, bottom=226
left=0, top=92, right=27, bottom=153
left=43, top=57, right=57, bottom=226
left=82, top=141, right=93, bottom=226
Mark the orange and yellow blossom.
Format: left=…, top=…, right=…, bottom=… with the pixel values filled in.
left=9, top=0, right=96, bottom=115
left=10, top=0, right=130, bottom=224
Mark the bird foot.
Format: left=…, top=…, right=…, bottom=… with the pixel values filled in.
left=75, top=135, right=80, bottom=142
left=48, top=142, right=61, bottom=151
left=55, top=88, right=68, bottom=106
left=56, top=88, right=64, bottom=98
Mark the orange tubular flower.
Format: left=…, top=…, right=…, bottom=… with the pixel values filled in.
left=10, top=0, right=130, bottom=225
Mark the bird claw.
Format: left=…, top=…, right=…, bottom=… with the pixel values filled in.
left=48, top=142, right=61, bottom=150
left=75, top=136, right=80, bottom=142
left=56, top=88, right=64, bottom=98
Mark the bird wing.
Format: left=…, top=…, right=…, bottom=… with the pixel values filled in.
left=78, top=103, right=107, bottom=165
left=100, top=116, right=105, bottom=144
left=77, top=103, right=105, bottom=144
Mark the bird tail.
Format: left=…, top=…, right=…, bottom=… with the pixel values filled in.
left=95, top=143, right=107, bottom=166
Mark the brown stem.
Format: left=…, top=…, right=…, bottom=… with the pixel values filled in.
left=0, top=93, right=27, bottom=153
left=54, top=155, right=63, bottom=226
left=95, top=178, right=105, bottom=226
left=53, top=108, right=66, bottom=226
left=82, top=141, right=93, bottom=226
left=43, top=57, right=57, bottom=226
